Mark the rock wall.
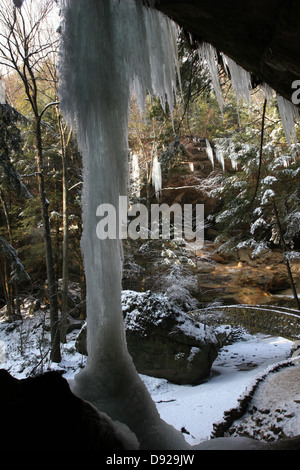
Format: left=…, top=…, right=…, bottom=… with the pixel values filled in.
left=156, top=0, right=300, bottom=105
left=197, top=304, right=300, bottom=341
left=0, top=369, right=135, bottom=450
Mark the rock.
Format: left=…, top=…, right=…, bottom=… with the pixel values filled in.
left=155, top=1, right=300, bottom=104
left=291, top=341, right=300, bottom=358
left=197, top=304, right=300, bottom=341
left=29, top=300, right=41, bottom=316
left=75, top=322, right=88, bottom=354
left=237, top=248, right=252, bottom=263
left=0, top=370, right=136, bottom=450
left=209, top=253, right=226, bottom=264
left=66, top=316, right=84, bottom=333
left=76, top=290, right=219, bottom=385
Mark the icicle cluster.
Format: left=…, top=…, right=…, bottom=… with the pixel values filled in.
left=198, top=42, right=224, bottom=113
left=197, top=42, right=299, bottom=148
left=221, top=53, right=252, bottom=108
left=205, top=138, right=225, bottom=172
left=276, top=95, right=299, bottom=146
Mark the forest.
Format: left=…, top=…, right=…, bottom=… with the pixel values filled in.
left=0, top=0, right=300, bottom=451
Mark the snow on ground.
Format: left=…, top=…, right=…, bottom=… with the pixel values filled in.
left=140, top=332, right=296, bottom=445
left=0, top=308, right=299, bottom=447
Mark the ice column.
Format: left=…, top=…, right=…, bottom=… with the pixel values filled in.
left=59, top=0, right=188, bottom=450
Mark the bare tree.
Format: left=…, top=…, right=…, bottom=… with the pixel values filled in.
left=0, top=0, right=61, bottom=361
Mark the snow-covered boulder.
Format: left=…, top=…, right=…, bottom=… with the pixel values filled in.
left=76, top=290, right=218, bottom=384
left=121, top=290, right=218, bottom=384
left=121, top=290, right=218, bottom=385
left=125, top=290, right=219, bottom=384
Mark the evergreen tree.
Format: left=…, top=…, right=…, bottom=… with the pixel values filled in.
left=0, top=102, right=30, bottom=314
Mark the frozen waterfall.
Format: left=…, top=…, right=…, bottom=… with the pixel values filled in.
left=59, top=0, right=188, bottom=450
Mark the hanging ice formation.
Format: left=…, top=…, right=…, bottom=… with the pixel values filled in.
left=221, top=53, right=252, bottom=108
left=206, top=138, right=225, bottom=172
left=198, top=43, right=299, bottom=149
left=59, top=0, right=189, bottom=450
left=205, top=138, right=214, bottom=169
left=276, top=94, right=299, bottom=146
left=215, top=147, right=225, bottom=172
left=151, top=154, right=162, bottom=199
left=198, top=42, right=224, bottom=113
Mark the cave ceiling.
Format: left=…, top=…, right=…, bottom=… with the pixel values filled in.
left=155, top=0, right=300, bottom=105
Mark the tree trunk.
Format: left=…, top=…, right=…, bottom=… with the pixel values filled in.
left=0, top=188, right=20, bottom=317
left=80, top=265, right=86, bottom=320
left=78, top=221, right=86, bottom=320
left=57, top=110, right=70, bottom=343
left=35, top=117, right=61, bottom=362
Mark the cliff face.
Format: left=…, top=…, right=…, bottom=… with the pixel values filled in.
left=156, top=0, right=300, bottom=104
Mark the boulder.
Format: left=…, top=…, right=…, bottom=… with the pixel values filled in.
left=76, top=290, right=219, bottom=385
left=123, top=290, right=218, bottom=384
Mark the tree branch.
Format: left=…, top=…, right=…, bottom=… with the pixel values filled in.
left=38, top=100, right=60, bottom=121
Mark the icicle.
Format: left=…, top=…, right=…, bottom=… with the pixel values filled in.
left=198, top=42, right=223, bottom=113
left=277, top=94, right=299, bottom=146
left=151, top=154, right=162, bottom=199
left=230, top=157, right=238, bottom=171
left=215, top=147, right=225, bottom=172
left=0, top=80, right=5, bottom=104
left=282, top=155, right=292, bottom=167
left=206, top=138, right=214, bottom=168
left=59, top=0, right=188, bottom=450
left=130, top=153, right=140, bottom=197
left=222, top=53, right=252, bottom=107
left=261, top=83, right=274, bottom=102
